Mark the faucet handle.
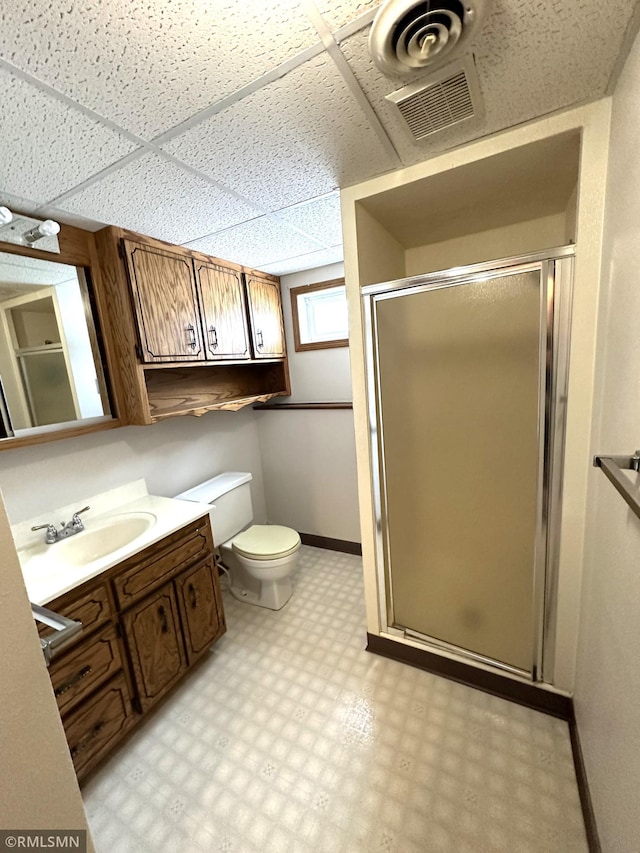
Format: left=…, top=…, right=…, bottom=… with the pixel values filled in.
left=31, top=523, right=58, bottom=544
left=70, top=505, right=90, bottom=529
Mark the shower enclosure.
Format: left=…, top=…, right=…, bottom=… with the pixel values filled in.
left=363, top=249, right=574, bottom=682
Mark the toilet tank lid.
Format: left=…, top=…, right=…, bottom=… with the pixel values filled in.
left=175, top=472, right=253, bottom=504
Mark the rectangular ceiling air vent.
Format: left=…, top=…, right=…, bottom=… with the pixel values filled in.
left=386, top=57, right=484, bottom=141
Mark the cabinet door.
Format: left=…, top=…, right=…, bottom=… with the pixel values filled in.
left=195, top=262, right=250, bottom=360
left=175, top=558, right=226, bottom=663
left=245, top=274, right=286, bottom=358
left=123, top=240, right=205, bottom=363
left=121, top=581, right=187, bottom=711
left=64, top=673, right=135, bottom=781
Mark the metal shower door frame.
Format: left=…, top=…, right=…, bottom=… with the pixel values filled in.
left=362, top=246, right=574, bottom=684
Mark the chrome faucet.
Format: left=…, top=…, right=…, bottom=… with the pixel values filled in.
left=31, top=506, right=90, bottom=544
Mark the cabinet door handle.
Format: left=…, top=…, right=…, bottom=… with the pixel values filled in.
left=256, top=329, right=264, bottom=348
left=158, top=605, right=169, bottom=634
left=70, top=721, right=104, bottom=757
left=208, top=326, right=218, bottom=349
left=188, top=582, right=198, bottom=610
left=185, top=324, right=197, bottom=349
left=54, top=665, right=92, bottom=697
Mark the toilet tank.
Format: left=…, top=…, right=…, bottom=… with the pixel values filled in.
left=175, top=472, right=253, bottom=545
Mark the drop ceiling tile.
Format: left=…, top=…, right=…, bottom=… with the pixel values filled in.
left=58, top=153, right=259, bottom=244
left=259, top=245, right=344, bottom=275
left=186, top=216, right=325, bottom=269
left=274, top=192, right=343, bottom=247
left=164, top=54, right=397, bottom=210
left=476, top=0, right=636, bottom=120
left=315, top=0, right=381, bottom=31
left=0, top=67, right=137, bottom=204
left=0, top=0, right=319, bottom=140
left=340, top=0, right=639, bottom=165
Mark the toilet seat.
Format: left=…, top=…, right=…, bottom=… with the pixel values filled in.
left=232, top=524, right=301, bottom=560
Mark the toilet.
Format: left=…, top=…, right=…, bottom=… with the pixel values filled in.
left=175, top=472, right=301, bottom=610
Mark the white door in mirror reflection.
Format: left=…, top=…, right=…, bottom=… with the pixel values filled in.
left=10, top=292, right=78, bottom=427
left=0, top=252, right=111, bottom=438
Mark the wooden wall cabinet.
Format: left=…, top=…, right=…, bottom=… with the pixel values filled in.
left=95, top=227, right=290, bottom=424
left=124, top=240, right=252, bottom=364
left=245, top=273, right=286, bottom=358
left=41, top=515, right=224, bottom=781
left=124, top=241, right=205, bottom=362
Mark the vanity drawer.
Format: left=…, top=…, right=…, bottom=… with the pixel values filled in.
left=51, top=623, right=122, bottom=716
left=64, top=673, right=135, bottom=781
left=112, top=518, right=212, bottom=609
left=41, top=583, right=112, bottom=641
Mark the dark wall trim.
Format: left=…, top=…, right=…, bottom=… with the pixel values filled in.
left=253, top=402, right=353, bottom=410
left=300, top=533, right=362, bottom=555
left=366, top=632, right=574, bottom=719
left=569, top=719, right=602, bottom=853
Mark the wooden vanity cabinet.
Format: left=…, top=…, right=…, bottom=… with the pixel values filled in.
left=121, top=580, right=187, bottom=711
left=41, top=514, right=225, bottom=781
left=174, top=557, right=225, bottom=662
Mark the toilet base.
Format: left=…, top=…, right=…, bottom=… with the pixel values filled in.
left=220, top=542, right=294, bottom=610
left=231, top=577, right=293, bottom=611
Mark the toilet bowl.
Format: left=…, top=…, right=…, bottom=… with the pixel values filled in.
left=175, top=473, right=300, bottom=610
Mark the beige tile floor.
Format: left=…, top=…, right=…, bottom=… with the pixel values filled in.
left=82, top=546, right=588, bottom=852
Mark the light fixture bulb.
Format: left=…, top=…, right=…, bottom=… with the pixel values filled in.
left=23, top=219, right=61, bottom=244
left=0, top=206, right=12, bottom=226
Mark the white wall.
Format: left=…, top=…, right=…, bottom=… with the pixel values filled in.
left=0, top=488, right=93, bottom=842
left=280, top=262, right=352, bottom=403
left=256, top=262, right=361, bottom=542
left=0, top=406, right=267, bottom=527
left=405, top=212, right=568, bottom=276
left=574, top=30, right=640, bottom=852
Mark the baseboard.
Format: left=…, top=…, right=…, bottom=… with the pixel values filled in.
left=299, top=533, right=362, bottom=555
left=366, top=632, right=573, bottom=719
left=367, top=632, right=601, bottom=850
left=569, top=718, right=602, bottom=852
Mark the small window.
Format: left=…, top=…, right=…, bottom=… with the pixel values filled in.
left=290, top=278, right=349, bottom=352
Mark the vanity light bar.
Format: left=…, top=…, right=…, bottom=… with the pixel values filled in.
left=0, top=206, right=61, bottom=254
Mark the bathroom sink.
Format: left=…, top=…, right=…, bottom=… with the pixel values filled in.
left=54, top=512, right=157, bottom=566
left=20, top=511, right=157, bottom=574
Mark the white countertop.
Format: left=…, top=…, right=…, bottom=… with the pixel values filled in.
left=13, top=481, right=211, bottom=606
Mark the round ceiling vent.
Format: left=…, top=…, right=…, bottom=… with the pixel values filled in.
left=369, top=0, right=491, bottom=76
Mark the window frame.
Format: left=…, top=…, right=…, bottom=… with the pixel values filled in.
left=290, top=278, right=349, bottom=352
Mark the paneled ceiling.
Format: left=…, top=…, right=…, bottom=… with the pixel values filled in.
left=0, top=0, right=638, bottom=274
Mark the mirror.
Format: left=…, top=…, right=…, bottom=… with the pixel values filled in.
left=0, top=251, right=112, bottom=439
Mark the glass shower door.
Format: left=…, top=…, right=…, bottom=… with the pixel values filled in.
left=371, top=266, right=548, bottom=675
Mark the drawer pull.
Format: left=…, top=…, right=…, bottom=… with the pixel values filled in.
left=188, top=582, right=198, bottom=610
left=55, top=665, right=93, bottom=697
left=256, top=329, right=264, bottom=348
left=70, top=721, right=104, bottom=757
left=158, top=605, right=169, bottom=634
left=208, top=326, right=218, bottom=349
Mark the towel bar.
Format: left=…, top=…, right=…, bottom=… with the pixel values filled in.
left=31, top=603, right=83, bottom=667
left=593, top=451, right=640, bottom=520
